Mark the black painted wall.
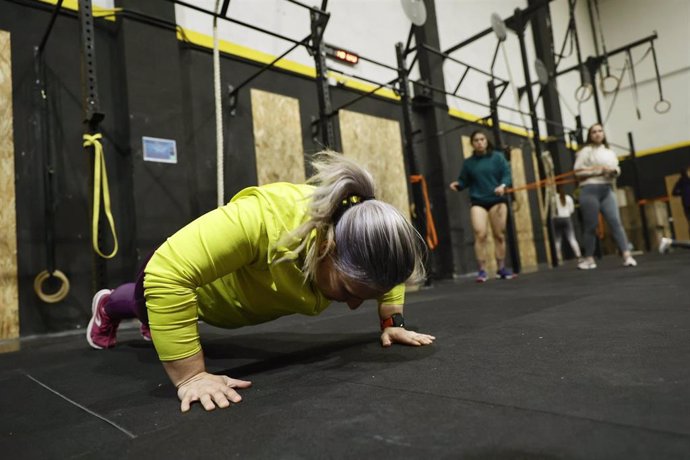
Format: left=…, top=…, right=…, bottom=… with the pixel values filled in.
left=9, top=1, right=679, bottom=336
left=620, top=146, right=690, bottom=199
left=1, top=1, right=131, bottom=333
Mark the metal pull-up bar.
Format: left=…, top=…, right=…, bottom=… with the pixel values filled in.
left=38, top=0, right=65, bottom=54
left=554, top=32, right=658, bottom=78
left=285, top=0, right=329, bottom=16
left=443, top=0, right=554, bottom=55
left=163, top=0, right=312, bottom=49
left=227, top=35, right=312, bottom=115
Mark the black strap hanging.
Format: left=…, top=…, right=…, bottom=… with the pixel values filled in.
left=625, top=49, right=642, bottom=120
left=32, top=0, right=71, bottom=303
left=593, top=0, right=619, bottom=93
left=650, top=41, right=671, bottom=113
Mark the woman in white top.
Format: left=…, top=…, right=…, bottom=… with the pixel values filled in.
left=552, top=187, right=582, bottom=263
left=573, top=124, right=637, bottom=269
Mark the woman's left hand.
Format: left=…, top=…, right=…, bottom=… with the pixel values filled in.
left=494, top=184, right=506, bottom=196
left=381, top=327, right=436, bottom=347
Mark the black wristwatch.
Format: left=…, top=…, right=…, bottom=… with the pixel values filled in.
left=380, top=313, right=405, bottom=331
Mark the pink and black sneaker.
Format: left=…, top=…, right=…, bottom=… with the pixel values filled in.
left=86, top=289, right=119, bottom=349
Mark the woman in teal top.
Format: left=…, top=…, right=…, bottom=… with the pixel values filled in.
left=449, top=130, right=515, bottom=282
left=86, top=152, right=434, bottom=412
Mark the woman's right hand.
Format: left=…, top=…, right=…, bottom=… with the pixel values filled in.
left=176, top=372, right=252, bottom=412
left=449, top=181, right=460, bottom=191
left=602, top=167, right=617, bottom=178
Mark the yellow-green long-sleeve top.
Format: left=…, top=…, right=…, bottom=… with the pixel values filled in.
left=144, top=183, right=405, bottom=362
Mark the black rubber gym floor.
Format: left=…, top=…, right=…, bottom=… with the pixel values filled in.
left=1, top=253, right=689, bottom=459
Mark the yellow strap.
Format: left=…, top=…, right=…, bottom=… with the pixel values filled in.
left=83, top=133, right=119, bottom=259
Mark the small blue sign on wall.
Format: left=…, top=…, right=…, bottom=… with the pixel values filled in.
left=142, top=136, right=178, bottom=164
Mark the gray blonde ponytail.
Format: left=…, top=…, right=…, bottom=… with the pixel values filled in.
left=282, top=151, right=426, bottom=291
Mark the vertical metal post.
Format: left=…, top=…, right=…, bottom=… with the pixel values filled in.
left=396, top=43, right=418, bottom=176
left=411, top=0, right=455, bottom=278
left=78, top=0, right=107, bottom=289
left=310, top=10, right=337, bottom=150
left=528, top=0, right=568, bottom=176
left=513, top=8, right=558, bottom=268
left=487, top=80, right=504, bottom=148
left=586, top=57, right=603, bottom=124
left=33, top=47, right=56, bottom=276
left=397, top=42, right=431, bottom=284
left=628, top=131, right=650, bottom=252
left=574, top=115, right=584, bottom=145
left=488, top=80, right=521, bottom=273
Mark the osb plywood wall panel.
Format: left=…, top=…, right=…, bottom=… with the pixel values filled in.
left=0, top=30, right=19, bottom=340
left=532, top=151, right=552, bottom=265
left=510, top=148, right=537, bottom=272
left=338, top=110, right=410, bottom=218
left=666, top=174, right=689, bottom=240
left=461, top=135, right=473, bottom=159
left=250, top=89, right=305, bottom=185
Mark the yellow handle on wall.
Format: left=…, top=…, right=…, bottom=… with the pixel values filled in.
left=83, top=133, right=118, bottom=259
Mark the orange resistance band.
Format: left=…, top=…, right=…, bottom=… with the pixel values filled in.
left=409, top=175, right=439, bottom=250
left=505, top=167, right=604, bottom=194
left=638, top=196, right=670, bottom=205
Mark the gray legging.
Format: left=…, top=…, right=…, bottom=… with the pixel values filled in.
left=579, top=184, right=629, bottom=257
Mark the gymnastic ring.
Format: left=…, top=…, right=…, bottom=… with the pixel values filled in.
left=574, top=84, right=593, bottom=103
left=600, top=75, right=620, bottom=94
left=33, top=270, right=70, bottom=304
left=654, top=99, right=671, bottom=114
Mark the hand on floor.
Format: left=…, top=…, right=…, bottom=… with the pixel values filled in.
left=176, top=372, right=252, bottom=413
left=381, top=327, right=436, bottom=347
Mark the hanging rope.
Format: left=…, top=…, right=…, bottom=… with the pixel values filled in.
left=213, top=0, right=225, bottom=207
left=83, top=133, right=118, bottom=259
left=409, top=175, right=438, bottom=250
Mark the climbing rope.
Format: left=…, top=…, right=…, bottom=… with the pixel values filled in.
left=213, top=0, right=225, bottom=207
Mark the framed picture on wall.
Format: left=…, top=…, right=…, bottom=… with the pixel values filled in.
left=142, top=136, right=177, bottom=164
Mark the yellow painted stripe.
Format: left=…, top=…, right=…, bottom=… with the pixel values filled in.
left=178, top=28, right=399, bottom=100
left=635, top=140, right=690, bottom=158
left=327, top=70, right=399, bottom=100
left=179, top=28, right=316, bottom=78
left=37, top=0, right=119, bottom=21
left=35, top=3, right=684, bottom=158
left=448, top=108, right=537, bottom=139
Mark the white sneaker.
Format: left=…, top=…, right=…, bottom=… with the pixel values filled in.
left=623, top=256, right=637, bottom=267
left=659, top=237, right=672, bottom=254
left=577, top=259, right=597, bottom=270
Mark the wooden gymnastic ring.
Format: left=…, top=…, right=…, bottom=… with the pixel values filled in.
left=33, top=270, right=70, bottom=303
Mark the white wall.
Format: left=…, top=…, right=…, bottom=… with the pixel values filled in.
left=435, top=0, right=602, bottom=137
left=174, top=0, right=412, bottom=87
left=171, top=0, right=687, bottom=151
left=592, top=0, right=689, bottom=153
left=436, top=0, right=531, bottom=130
left=548, top=0, right=599, bottom=139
